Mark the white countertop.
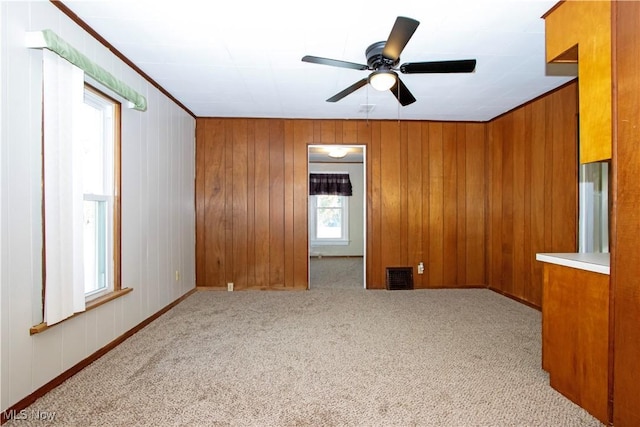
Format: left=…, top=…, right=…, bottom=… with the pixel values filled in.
left=536, top=252, right=610, bottom=275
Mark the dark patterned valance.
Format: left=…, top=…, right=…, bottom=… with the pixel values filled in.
left=309, top=173, right=352, bottom=196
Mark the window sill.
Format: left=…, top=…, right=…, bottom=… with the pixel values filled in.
left=30, top=288, right=133, bottom=335
left=310, top=240, right=350, bottom=246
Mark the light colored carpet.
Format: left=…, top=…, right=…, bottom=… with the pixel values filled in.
left=309, top=257, right=363, bottom=290
left=6, top=289, right=603, bottom=426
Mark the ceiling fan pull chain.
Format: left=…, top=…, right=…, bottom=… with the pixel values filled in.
left=366, top=85, right=369, bottom=123
left=397, top=83, right=400, bottom=124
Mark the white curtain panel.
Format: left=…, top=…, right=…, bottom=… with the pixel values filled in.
left=43, top=49, right=86, bottom=325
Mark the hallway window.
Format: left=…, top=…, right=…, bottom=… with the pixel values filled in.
left=310, top=195, right=349, bottom=245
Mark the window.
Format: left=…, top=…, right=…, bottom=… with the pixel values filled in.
left=310, top=195, right=349, bottom=245
left=579, top=161, right=609, bottom=253
left=80, top=86, right=120, bottom=300
left=37, top=50, right=126, bottom=331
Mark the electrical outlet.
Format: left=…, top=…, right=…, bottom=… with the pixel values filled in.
left=417, top=262, right=424, bottom=275
left=175, top=270, right=180, bottom=281
left=227, top=282, right=234, bottom=292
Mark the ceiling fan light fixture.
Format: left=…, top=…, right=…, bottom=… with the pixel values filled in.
left=328, top=147, right=348, bottom=158
left=369, top=70, right=397, bottom=91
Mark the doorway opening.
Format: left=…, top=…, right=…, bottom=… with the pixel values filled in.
left=307, top=145, right=366, bottom=290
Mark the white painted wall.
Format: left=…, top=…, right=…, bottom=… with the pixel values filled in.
left=308, top=162, right=364, bottom=256
left=0, top=0, right=4, bottom=414
left=0, top=1, right=195, bottom=412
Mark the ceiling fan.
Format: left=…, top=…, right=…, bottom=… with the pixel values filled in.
left=301, top=16, right=477, bottom=106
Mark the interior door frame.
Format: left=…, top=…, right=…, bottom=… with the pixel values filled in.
left=307, top=144, right=367, bottom=289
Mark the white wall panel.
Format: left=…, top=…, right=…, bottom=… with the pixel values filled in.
left=61, top=317, right=86, bottom=372
left=0, top=0, right=5, bottom=410
left=1, top=1, right=196, bottom=412
left=83, top=309, right=99, bottom=356
left=31, top=330, right=62, bottom=392
left=3, top=1, right=39, bottom=406
left=94, top=302, right=116, bottom=349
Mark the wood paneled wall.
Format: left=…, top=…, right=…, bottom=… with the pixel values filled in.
left=196, top=83, right=577, bottom=296
left=486, top=82, right=578, bottom=307
left=612, top=1, right=640, bottom=424
left=368, top=121, right=486, bottom=289
left=195, top=119, right=307, bottom=290
left=195, top=119, right=486, bottom=290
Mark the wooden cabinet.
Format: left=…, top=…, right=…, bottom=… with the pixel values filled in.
left=543, top=0, right=612, bottom=164
left=539, top=258, right=610, bottom=424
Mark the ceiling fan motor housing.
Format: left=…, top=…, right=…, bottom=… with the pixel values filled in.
left=366, top=41, right=399, bottom=70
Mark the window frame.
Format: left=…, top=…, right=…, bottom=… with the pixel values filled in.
left=578, top=161, right=610, bottom=253
left=82, top=84, right=122, bottom=303
left=83, top=195, right=111, bottom=300
left=34, top=84, right=123, bottom=334
left=81, top=86, right=120, bottom=301
left=309, top=194, right=350, bottom=246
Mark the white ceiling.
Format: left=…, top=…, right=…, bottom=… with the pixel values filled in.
left=62, top=0, right=574, bottom=121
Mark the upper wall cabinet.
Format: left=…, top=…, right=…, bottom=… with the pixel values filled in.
left=544, top=0, right=612, bottom=164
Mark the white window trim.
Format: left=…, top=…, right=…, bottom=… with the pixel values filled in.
left=83, top=194, right=114, bottom=301
left=309, top=194, right=350, bottom=246
left=81, top=88, right=116, bottom=302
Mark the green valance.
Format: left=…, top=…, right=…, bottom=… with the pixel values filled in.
left=27, top=29, right=147, bottom=111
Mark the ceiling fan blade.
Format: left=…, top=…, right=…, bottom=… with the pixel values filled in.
left=400, top=59, right=477, bottom=74
left=389, top=77, right=416, bottom=106
left=302, top=55, right=369, bottom=70
left=326, top=78, right=368, bottom=102
left=382, top=16, right=420, bottom=61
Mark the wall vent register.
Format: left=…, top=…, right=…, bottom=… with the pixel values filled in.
left=386, top=267, right=414, bottom=290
